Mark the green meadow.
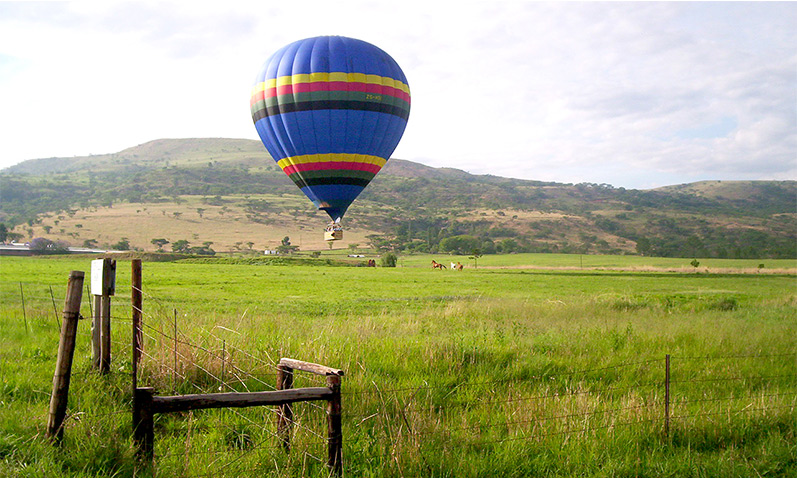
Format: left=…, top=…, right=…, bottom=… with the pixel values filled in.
left=1, top=254, right=795, bottom=477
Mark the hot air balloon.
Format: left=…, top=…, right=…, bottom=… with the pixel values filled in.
left=250, top=36, right=411, bottom=241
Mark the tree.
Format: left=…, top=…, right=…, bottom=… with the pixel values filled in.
left=82, top=239, right=98, bottom=248
left=190, top=241, right=216, bottom=256
left=0, top=223, right=7, bottom=242
left=276, top=235, right=299, bottom=254
left=468, top=248, right=483, bottom=269
left=439, top=235, right=480, bottom=255
left=366, top=234, right=392, bottom=253
left=481, top=239, right=496, bottom=254
left=497, top=238, right=519, bottom=253
left=635, top=237, right=652, bottom=256
left=29, top=237, right=51, bottom=252
left=172, top=239, right=191, bottom=253
left=29, top=237, right=69, bottom=254
left=151, top=238, right=170, bottom=252
left=5, top=231, right=23, bottom=243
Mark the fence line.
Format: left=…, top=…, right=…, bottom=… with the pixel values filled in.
left=675, top=391, right=797, bottom=405
left=131, top=310, right=337, bottom=471
left=671, top=374, right=795, bottom=384
left=671, top=353, right=797, bottom=360
left=350, top=381, right=659, bottom=408
left=343, top=360, right=665, bottom=397
left=137, top=320, right=333, bottom=420
left=671, top=404, right=797, bottom=422
left=410, top=402, right=660, bottom=437
left=135, top=329, right=323, bottom=442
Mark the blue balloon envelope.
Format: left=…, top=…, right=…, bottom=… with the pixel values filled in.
left=250, top=36, right=411, bottom=223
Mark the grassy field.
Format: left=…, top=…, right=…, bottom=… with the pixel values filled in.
left=1, top=254, right=795, bottom=477
left=395, top=252, right=797, bottom=272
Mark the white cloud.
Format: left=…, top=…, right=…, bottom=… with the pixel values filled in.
left=0, top=1, right=794, bottom=189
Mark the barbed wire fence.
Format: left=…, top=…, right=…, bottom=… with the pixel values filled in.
left=129, top=280, right=339, bottom=476
left=2, top=278, right=796, bottom=476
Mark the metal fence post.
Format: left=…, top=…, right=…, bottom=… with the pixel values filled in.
left=664, top=354, right=671, bottom=438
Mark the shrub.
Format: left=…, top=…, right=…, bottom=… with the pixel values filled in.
left=380, top=252, right=398, bottom=267
left=28, top=237, right=69, bottom=254
left=710, top=297, right=739, bottom=311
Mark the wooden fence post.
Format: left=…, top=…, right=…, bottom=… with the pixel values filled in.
left=133, top=387, right=155, bottom=464
left=277, top=364, right=294, bottom=451
left=131, top=259, right=142, bottom=392
left=664, top=354, right=671, bottom=438
left=326, top=374, right=342, bottom=475
left=90, top=258, right=115, bottom=373
left=100, top=294, right=111, bottom=373
left=92, top=294, right=101, bottom=369
left=46, top=270, right=85, bottom=443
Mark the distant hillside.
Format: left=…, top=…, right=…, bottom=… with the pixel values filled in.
left=1, top=138, right=795, bottom=258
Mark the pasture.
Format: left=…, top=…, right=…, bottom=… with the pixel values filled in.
left=1, top=254, right=795, bottom=477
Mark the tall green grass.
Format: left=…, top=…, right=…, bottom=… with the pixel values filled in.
left=1, top=256, right=794, bottom=477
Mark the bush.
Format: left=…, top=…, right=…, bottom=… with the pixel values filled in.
left=28, top=237, right=69, bottom=254
left=380, top=252, right=397, bottom=267
left=710, top=297, right=739, bottom=311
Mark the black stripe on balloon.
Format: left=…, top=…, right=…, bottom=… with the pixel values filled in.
left=252, top=100, right=410, bottom=122
left=289, top=176, right=372, bottom=188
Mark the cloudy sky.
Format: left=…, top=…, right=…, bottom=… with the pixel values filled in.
left=1, top=1, right=794, bottom=189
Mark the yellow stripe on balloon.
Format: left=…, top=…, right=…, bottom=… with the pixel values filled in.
left=252, top=73, right=410, bottom=95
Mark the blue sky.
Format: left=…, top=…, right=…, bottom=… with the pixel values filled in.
left=0, top=1, right=794, bottom=189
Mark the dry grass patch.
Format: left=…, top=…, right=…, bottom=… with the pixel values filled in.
left=27, top=195, right=382, bottom=252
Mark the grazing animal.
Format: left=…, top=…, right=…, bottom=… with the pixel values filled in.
left=431, top=260, right=446, bottom=270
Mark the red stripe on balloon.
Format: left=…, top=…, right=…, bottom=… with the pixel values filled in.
left=282, top=161, right=383, bottom=175
left=250, top=90, right=265, bottom=106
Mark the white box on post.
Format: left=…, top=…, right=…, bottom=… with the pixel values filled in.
left=91, top=258, right=116, bottom=296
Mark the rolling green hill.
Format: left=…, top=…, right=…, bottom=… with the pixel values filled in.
left=1, top=138, right=795, bottom=258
